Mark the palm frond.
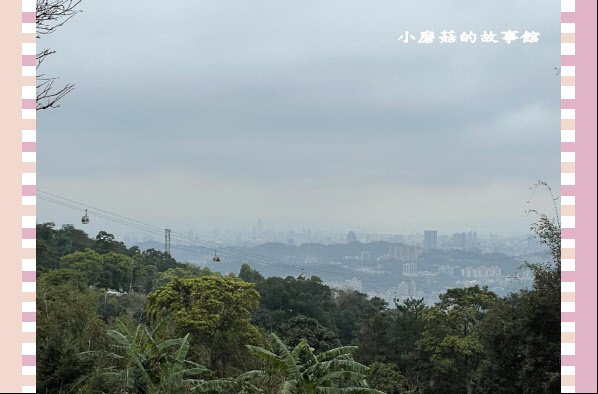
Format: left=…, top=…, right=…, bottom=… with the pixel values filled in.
left=317, top=388, right=386, bottom=394
left=315, top=371, right=367, bottom=386
left=175, top=333, right=191, bottom=365
left=157, top=337, right=185, bottom=352
left=316, top=346, right=358, bottom=362
left=280, top=379, right=299, bottom=394
left=318, top=359, right=369, bottom=375
left=246, top=345, right=287, bottom=371
left=269, top=334, right=302, bottom=379
left=106, top=329, right=131, bottom=348
left=115, top=318, right=132, bottom=338
left=192, top=379, right=236, bottom=392
left=237, top=369, right=267, bottom=383
left=291, top=338, right=310, bottom=358
left=150, top=311, right=175, bottom=336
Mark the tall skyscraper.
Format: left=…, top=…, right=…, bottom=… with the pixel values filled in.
left=256, top=218, right=263, bottom=237
left=346, top=231, right=358, bottom=244
left=452, top=232, right=466, bottom=249
left=423, top=230, right=437, bottom=250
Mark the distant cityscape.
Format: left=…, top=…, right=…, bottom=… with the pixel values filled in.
left=119, top=218, right=548, bottom=306
left=123, top=218, right=539, bottom=254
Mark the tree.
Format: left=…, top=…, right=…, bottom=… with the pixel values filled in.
left=36, top=0, right=82, bottom=110
left=100, top=252, right=134, bottom=291
left=418, top=286, right=498, bottom=394
left=391, top=297, right=428, bottom=392
left=37, top=274, right=108, bottom=393
left=141, top=248, right=179, bottom=272
left=155, top=265, right=213, bottom=288
left=334, top=290, right=383, bottom=345
left=130, top=254, right=157, bottom=294
left=478, top=194, right=561, bottom=394
left=37, top=268, right=87, bottom=290
left=80, top=319, right=209, bottom=393
left=147, top=276, right=262, bottom=376
left=98, top=292, right=149, bottom=326
left=196, top=333, right=384, bottom=393
left=367, top=362, right=406, bottom=394
left=59, top=248, right=104, bottom=287
left=94, top=231, right=130, bottom=255
left=355, top=298, right=428, bottom=392
left=193, top=370, right=267, bottom=394
left=354, top=311, right=394, bottom=365
left=277, top=315, right=340, bottom=352
left=255, top=276, right=337, bottom=333
left=239, top=263, right=265, bottom=283
left=37, top=222, right=94, bottom=272
left=37, top=222, right=61, bottom=271
left=478, top=288, right=560, bottom=394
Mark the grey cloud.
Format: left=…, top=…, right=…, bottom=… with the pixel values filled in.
left=39, top=0, right=560, bottom=235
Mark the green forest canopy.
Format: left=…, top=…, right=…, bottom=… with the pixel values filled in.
left=36, top=216, right=560, bottom=393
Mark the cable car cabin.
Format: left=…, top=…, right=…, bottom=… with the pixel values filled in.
left=212, top=251, right=220, bottom=262
left=81, top=209, right=89, bottom=224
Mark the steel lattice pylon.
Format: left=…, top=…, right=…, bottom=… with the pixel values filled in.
left=164, top=228, right=171, bottom=255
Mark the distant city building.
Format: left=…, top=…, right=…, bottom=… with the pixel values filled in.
left=423, top=230, right=438, bottom=250
left=286, top=238, right=295, bottom=246
left=438, top=264, right=462, bottom=277
left=256, top=218, right=263, bottom=236
left=346, top=231, right=358, bottom=243
left=398, top=280, right=417, bottom=298
left=263, top=229, right=279, bottom=242
left=346, top=277, right=363, bottom=292
left=304, top=256, right=319, bottom=264
left=402, top=263, right=418, bottom=277
left=358, top=251, right=371, bottom=262
left=388, top=245, right=422, bottom=262
left=388, top=245, right=400, bottom=259
left=461, top=265, right=501, bottom=279
left=452, top=232, right=466, bottom=249
left=465, top=231, right=478, bottom=250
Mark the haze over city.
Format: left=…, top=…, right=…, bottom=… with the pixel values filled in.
left=39, top=0, right=559, bottom=236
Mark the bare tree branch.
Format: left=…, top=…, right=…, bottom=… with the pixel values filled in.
left=36, top=48, right=56, bottom=69
left=36, top=0, right=82, bottom=38
left=36, top=0, right=82, bottom=111
left=37, top=78, right=75, bottom=110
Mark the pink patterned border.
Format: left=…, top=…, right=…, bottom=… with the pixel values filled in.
left=4, top=0, right=595, bottom=392
left=560, top=0, right=576, bottom=391
left=561, top=0, right=598, bottom=392
left=21, top=0, right=37, bottom=392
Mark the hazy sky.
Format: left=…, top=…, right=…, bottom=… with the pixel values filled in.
left=38, top=0, right=560, bottom=237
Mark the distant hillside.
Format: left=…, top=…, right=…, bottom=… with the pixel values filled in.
left=130, top=240, right=521, bottom=287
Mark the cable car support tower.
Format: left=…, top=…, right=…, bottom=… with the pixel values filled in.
left=165, top=228, right=171, bottom=255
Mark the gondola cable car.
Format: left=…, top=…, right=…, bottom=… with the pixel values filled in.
left=212, top=250, right=220, bottom=262
left=81, top=209, right=89, bottom=224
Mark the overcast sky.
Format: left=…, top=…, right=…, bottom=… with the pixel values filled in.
left=38, top=0, right=560, bottom=237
